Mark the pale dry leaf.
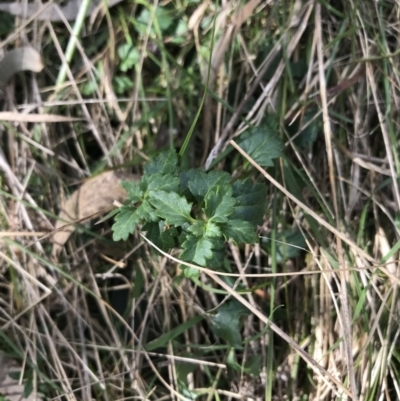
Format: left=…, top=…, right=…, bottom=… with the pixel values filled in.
left=204, top=0, right=262, bottom=86
left=52, top=171, right=139, bottom=256
left=376, top=226, right=397, bottom=276
left=188, top=0, right=209, bottom=30
left=0, top=47, right=43, bottom=92
left=0, top=355, right=43, bottom=401
left=0, top=112, right=82, bottom=123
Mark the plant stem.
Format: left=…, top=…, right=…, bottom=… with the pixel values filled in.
left=55, top=0, right=92, bottom=89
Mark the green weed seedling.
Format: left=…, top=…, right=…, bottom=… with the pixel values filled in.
left=112, top=149, right=266, bottom=277
left=112, top=145, right=278, bottom=277
left=112, top=123, right=283, bottom=277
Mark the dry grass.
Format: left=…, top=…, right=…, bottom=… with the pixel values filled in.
left=1, top=0, right=400, bottom=400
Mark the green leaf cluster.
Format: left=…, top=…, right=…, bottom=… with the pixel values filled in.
left=112, top=150, right=269, bottom=274
left=238, top=121, right=283, bottom=167
left=210, top=300, right=249, bottom=348
left=118, top=43, right=140, bottom=72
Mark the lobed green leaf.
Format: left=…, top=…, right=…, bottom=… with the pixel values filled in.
left=143, top=221, right=177, bottom=251
left=118, top=43, right=140, bottom=72
left=180, top=235, right=225, bottom=268
left=231, top=179, right=267, bottom=227
left=204, top=185, right=236, bottom=223
left=112, top=206, right=141, bottom=241
left=204, top=221, right=221, bottom=238
left=179, top=169, right=197, bottom=197
left=144, top=150, right=179, bottom=175
left=187, top=220, right=205, bottom=236
left=149, top=190, right=193, bottom=226
left=135, top=199, right=158, bottom=222
left=238, top=125, right=283, bottom=167
left=121, top=180, right=142, bottom=202
left=144, top=172, right=180, bottom=193
left=220, top=220, right=259, bottom=244
left=188, top=220, right=221, bottom=238
left=187, top=170, right=231, bottom=203
left=135, top=7, right=174, bottom=36
left=210, top=300, right=249, bottom=348
left=180, top=235, right=213, bottom=266
left=184, top=266, right=201, bottom=278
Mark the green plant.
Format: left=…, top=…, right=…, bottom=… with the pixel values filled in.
left=112, top=128, right=282, bottom=276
